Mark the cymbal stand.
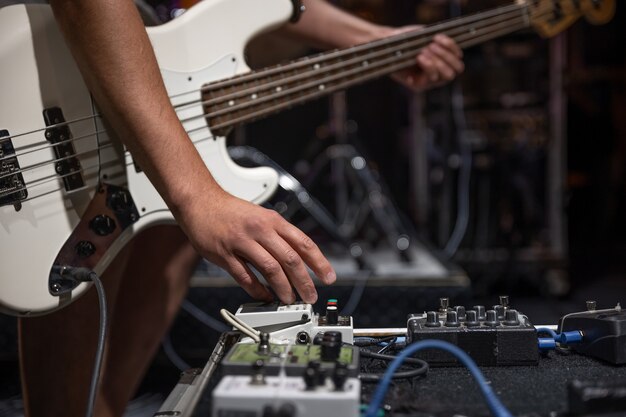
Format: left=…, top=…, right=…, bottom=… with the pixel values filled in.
left=301, top=92, right=415, bottom=263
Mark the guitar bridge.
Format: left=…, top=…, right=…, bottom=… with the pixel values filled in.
left=0, top=129, right=28, bottom=211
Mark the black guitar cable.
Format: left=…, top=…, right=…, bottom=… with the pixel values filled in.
left=51, top=266, right=108, bottom=417
left=358, top=347, right=429, bottom=382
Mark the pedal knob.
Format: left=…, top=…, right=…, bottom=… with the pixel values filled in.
left=425, top=311, right=441, bottom=327
left=493, top=305, right=505, bottom=320
left=445, top=311, right=460, bottom=327
left=503, top=309, right=520, bottom=326
left=304, top=362, right=319, bottom=390
left=303, top=361, right=324, bottom=390
left=320, top=331, right=342, bottom=361
left=332, top=362, right=349, bottom=391
left=473, top=305, right=486, bottom=320
left=465, top=310, right=480, bottom=327
left=250, top=359, right=266, bottom=386
left=276, top=403, right=296, bottom=417
left=485, top=310, right=500, bottom=327
left=454, top=306, right=466, bottom=321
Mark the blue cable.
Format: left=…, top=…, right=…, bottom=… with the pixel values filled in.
left=538, top=338, right=557, bottom=350
left=535, top=327, right=583, bottom=345
left=364, top=340, right=513, bottom=417
left=535, top=327, right=558, bottom=339
left=559, top=331, right=583, bottom=344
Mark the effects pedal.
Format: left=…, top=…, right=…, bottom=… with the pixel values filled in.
left=212, top=374, right=360, bottom=417
left=234, top=299, right=353, bottom=344
left=406, top=295, right=538, bottom=366
left=559, top=301, right=625, bottom=364
left=212, top=300, right=360, bottom=417
left=221, top=337, right=359, bottom=377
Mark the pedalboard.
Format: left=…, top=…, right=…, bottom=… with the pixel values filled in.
left=213, top=300, right=360, bottom=417
left=407, top=296, right=538, bottom=366
left=559, top=301, right=625, bottom=364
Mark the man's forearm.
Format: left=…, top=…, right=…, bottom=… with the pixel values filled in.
left=280, top=0, right=390, bottom=49
left=49, top=0, right=223, bottom=213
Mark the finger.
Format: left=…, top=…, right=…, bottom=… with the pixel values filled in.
left=224, top=256, right=273, bottom=301
left=261, top=234, right=318, bottom=304
left=239, top=241, right=296, bottom=304
left=428, top=43, right=465, bottom=77
left=434, top=34, right=463, bottom=58
left=417, top=51, right=439, bottom=82
left=390, top=71, right=421, bottom=92
left=389, top=24, right=423, bottom=36
left=423, top=47, right=459, bottom=82
left=277, top=222, right=336, bottom=286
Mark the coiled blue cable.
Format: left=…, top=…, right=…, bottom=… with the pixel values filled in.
left=364, top=340, right=513, bottom=417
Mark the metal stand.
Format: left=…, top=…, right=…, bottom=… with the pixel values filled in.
left=299, top=92, right=416, bottom=263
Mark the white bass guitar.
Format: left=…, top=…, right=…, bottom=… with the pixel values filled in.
left=0, top=0, right=613, bottom=315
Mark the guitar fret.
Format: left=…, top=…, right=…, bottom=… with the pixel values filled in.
left=201, top=5, right=530, bottom=135
left=206, top=44, right=420, bottom=133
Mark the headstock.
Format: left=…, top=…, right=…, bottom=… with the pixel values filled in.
left=524, top=0, right=616, bottom=38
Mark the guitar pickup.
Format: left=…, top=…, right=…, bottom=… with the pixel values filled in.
left=0, top=129, right=28, bottom=211
left=43, top=107, right=85, bottom=191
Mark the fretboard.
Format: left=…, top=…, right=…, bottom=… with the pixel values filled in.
left=200, top=2, right=536, bottom=136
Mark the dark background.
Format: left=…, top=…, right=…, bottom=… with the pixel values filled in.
left=1, top=0, right=625, bottom=415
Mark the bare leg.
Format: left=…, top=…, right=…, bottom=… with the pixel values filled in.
left=19, top=225, right=199, bottom=417
left=97, top=226, right=198, bottom=417
left=18, top=237, right=130, bottom=417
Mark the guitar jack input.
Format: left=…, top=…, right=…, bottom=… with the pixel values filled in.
left=296, top=331, right=310, bottom=345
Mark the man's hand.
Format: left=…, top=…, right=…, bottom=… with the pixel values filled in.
left=176, top=190, right=336, bottom=305
left=386, top=28, right=465, bottom=92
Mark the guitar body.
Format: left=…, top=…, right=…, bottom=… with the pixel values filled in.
left=0, top=0, right=290, bottom=316
left=0, top=0, right=613, bottom=316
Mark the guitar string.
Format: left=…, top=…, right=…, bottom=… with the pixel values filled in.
left=199, top=18, right=537, bottom=136
left=0, top=7, right=528, bottom=180
left=194, top=11, right=529, bottom=126
left=183, top=0, right=580, bottom=111
left=177, top=8, right=534, bottom=136
left=1, top=128, right=111, bottom=162
left=0, top=0, right=552, bottom=161
left=195, top=3, right=526, bottom=93
left=0, top=13, right=544, bottom=202
left=1, top=7, right=556, bottom=197
left=1, top=3, right=537, bottom=168
left=197, top=6, right=527, bottom=106
left=0, top=6, right=551, bottom=192
left=0, top=1, right=540, bottom=146
left=174, top=7, right=532, bottom=123
left=118, top=3, right=528, bottom=112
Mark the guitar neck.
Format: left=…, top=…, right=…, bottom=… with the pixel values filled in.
left=204, top=2, right=533, bottom=135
